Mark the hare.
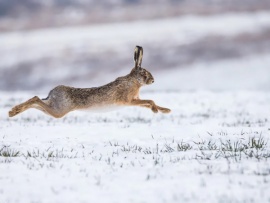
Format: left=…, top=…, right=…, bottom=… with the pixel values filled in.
left=9, top=46, right=171, bottom=118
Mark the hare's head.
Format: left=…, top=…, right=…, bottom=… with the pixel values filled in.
left=130, top=46, right=154, bottom=86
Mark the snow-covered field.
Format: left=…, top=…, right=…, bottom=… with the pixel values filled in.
left=1, top=90, right=270, bottom=203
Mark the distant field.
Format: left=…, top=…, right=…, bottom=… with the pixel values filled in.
left=1, top=11, right=270, bottom=91
left=1, top=0, right=270, bottom=32
left=1, top=91, right=269, bottom=203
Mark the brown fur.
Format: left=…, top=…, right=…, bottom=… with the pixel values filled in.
left=9, top=46, right=171, bottom=118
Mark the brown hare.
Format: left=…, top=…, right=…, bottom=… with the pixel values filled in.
left=9, top=46, right=171, bottom=118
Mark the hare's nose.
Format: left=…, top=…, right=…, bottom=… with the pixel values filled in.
left=152, top=80, right=154, bottom=83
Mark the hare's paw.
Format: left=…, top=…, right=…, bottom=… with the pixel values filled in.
left=9, top=110, right=15, bottom=117
left=151, top=106, right=158, bottom=113
left=158, top=106, right=171, bottom=114
left=9, top=106, right=21, bottom=117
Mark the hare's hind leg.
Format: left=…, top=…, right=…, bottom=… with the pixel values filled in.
left=9, top=96, right=65, bottom=118
left=32, top=98, right=67, bottom=118
left=9, top=96, right=39, bottom=117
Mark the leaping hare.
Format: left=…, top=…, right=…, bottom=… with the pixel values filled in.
left=9, top=46, right=171, bottom=118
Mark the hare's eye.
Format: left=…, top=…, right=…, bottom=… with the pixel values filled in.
left=143, top=75, right=147, bottom=80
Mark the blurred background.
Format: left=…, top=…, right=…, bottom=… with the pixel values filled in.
left=0, top=0, right=270, bottom=92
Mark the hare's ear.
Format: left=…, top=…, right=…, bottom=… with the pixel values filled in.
left=134, top=46, right=143, bottom=69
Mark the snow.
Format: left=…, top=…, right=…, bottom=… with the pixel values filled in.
left=0, top=91, right=270, bottom=203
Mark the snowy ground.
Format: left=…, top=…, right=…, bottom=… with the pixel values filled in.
left=1, top=90, right=270, bottom=203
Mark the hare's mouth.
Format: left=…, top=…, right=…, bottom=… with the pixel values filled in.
left=146, top=78, right=154, bottom=85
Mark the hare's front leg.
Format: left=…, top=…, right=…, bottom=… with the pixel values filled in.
left=130, top=99, right=158, bottom=113
left=130, top=99, right=171, bottom=114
